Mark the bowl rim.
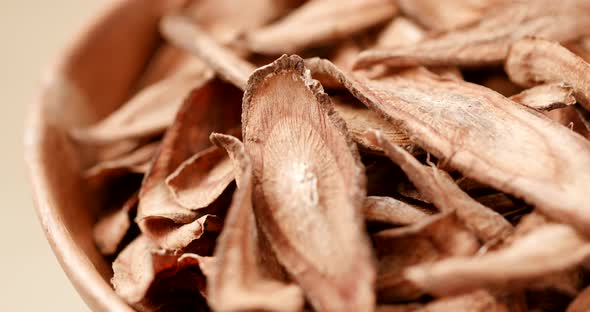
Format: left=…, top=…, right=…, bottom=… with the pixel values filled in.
left=24, top=1, right=140, bottom=311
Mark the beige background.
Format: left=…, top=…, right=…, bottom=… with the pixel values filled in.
left=0, top=1, right=106, bottom=311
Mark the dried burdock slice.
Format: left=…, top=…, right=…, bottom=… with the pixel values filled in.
left=308, top=58, right=590, bottom=237
left=72, top=67, right=213, bottom=145
left=161, top=14, right=256, bottom=91
left=366, top=130, right=513, bottom=244
left=506, top=37, right=590, bottom=111
left=363, top=196, right=432, bottom=225
left=376, top=304, right=422, bottom=312
left=206, top=133, right=304, bottom=312
left=415, top=290, right=508, bottom=312
left=376, top=17, right=425, bottom=48
left=568, top=286, right=590, bottom=312
left=405, top=223, right=590, bottom=297
left=242, top=55, right=375, bottom=311
left=85, top=141, right=159, bottom=185
left=241, top=0, right=398, bottom=55
left=509, top=83, right=576, bottom=111
left=135, top=45, right=200, bottom=88
left=374, top=212, right=480, bottom=302
left=111, top=235, right=208, bottom=311
left=544, top=106, right=590, bottom=140
left=94, top=192, right=139, bottom=256
left=137, top=79, right=242, bottom=250
left=355, top=0, right=590, bottom=69
left=165, top=145, right=235, bottom=211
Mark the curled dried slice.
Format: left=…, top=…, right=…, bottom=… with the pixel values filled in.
left=111, top=235, right=208, bottom=311
left=506, top=38, right=590, bottom=111
left=355, top=1, right=590, bottom=69
left=72, top=67, right=212, bottom=145
left=509, top=83, right=576, bottom=111
left=241, top=0, right=398, bottom=54
left=363, top=196, right=432, bottom=225
left=243, top=55, right=375, bottom=311
left=137, top=79, right=242, bottom=250
left=366, top=130, right=513, bottom=244
left=207, top=133, right=304, bottom=312
left=94, top=192, right=139, bottom=256
left=165, top=145, right=235, bottom=210
left=568, top=286, right=590, bottom=312
left=377, top=304, right=422, bottom=312
left=415, top=290, right=508, bottom=312
left=308, top=58, right=590, bottom=237
left=396, top=0, right=505, bottom=31
left=405, top=223, right=590, bottom=296
left=376, top=17, right=425, bottom=48
left=374, top=212, right=480, bottom=301
left=161, top=14, right=256, bottom=91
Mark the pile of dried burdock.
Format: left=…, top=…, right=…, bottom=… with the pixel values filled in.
left=76, top=0, right=590, bottom=311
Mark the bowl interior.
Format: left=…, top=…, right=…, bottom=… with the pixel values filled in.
left=25, top=0, right=185, bottom=310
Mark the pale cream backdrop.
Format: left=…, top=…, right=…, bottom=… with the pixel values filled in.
left=0, top=1, right=108, bottom=311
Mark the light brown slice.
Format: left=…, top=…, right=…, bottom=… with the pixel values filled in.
left=363, top=196, right=432, bottom=225
left=414, top=290, right=508, bottom=312
left=355, top=0, right=590, bottom=69
left=165, top=145, right=235, bottom=211
left=506, top=37, right=590, bottom=111
left=405, top=223, right=590, bottom=296
left=137, top=79, right=242, bottom=250
left=84, top=141, right=159, bottom=185
left=377, top=304, right=422, bottom=312
left=366, top=130, right=513, bottom=244
left=396, top=0, right=505, bottom=31
left=374, top=212, right=480, bottom=302
left=242, top=55, right=375, bottom=311
left=509, top=83, right=576, bottom=111
left=568, top=286, right=590, bottom=312
left=94, top=192, right=139, bottom=256
left=111, top=235, right=208, bottom=311
left=308, top=58, right=590, bottom=237
left=545, top=106, right=590, bottom=140
left=376, top=17, right=425, bottom=48
left=161, top=14, right=256, bottom=91
left=241, top=0, right=398, bottom=54
left=206, top=133, right=304, bottom=312
left=72, top=67, right=212, bottom=145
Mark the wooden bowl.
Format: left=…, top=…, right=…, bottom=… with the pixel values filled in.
left=24, top=1, right=185, bottom=310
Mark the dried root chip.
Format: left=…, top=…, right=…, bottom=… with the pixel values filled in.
left=405, top=223, right=590, bottom=297
left=111, top=235, right=208, bottom=311
left=544, top=106, right=590, bottom=140
left=376, top=17, right=425, bottom=48
left=165, top=145, right=235, bottom=210
left=94, top=192, right=139, bottom=256
left=366, top=130, right=513, bottom=244
left=377, top=304, right=423, bottom=312
left=509, top=83, right=576, bottom=111
left=396, top=0, right=505, bottom=31
left=72, top=67, right=212, bottom=145
left=206, top=133, right=304, bottom=312
left=415, top=290, right=508, bottom=312
left=242, top=55, right=375, bottom=311
left=308, top=58, right=590, bottom=237
left=137, top=79, right=242, bottom=250
left=355, top=1, right=590, bottom=69
left=363, top=196, right=432, bottom=225
left=241, top=0, right=398, bottom=54
left=374, top=212, right=480, bottom=302
left=506, top=37, right=590, bottom=111
left=568, top=286, right=590, bottom=312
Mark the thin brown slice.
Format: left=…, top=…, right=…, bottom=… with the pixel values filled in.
left=363, top=196, right=432, bottom=225
left=355, top=0, right=590, bottom=69
left=405, top=223, right=590, bottom=296
left=509, top=83, right=576, bottom=111
left=308, top=58, right=590, bottom=237
left=243, top=55, right=375, bottom=311
left=568, top=286, right=590, bottom=312
left=161, top=14, right=256, bottom=91
left=545, top=106, right=590, bottom=140
left=377, top=304, right=422, bottom=312
left=206, top=133, right=304, bottom=312
left=374, top=212, right=480, bottom=302
left=396, top=0, right=506, bottom=31
left=111, top=235, right=208, bottom=311
left=366, top=130, right=513, bottom=244
left=72, top=67, right=212, bottom=145
left=241, top=0, right=398, bottom=54
left=415, top=290, right=508, bottom=312
left=94, top=192, right=139, bottom=256
left=376, top=17, right=425, bottom=48
left=506, top=37, right=590, bottom=111
left=165, top=145, right=235, bottom=210
left=137, top=79, right=242, bottom=250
